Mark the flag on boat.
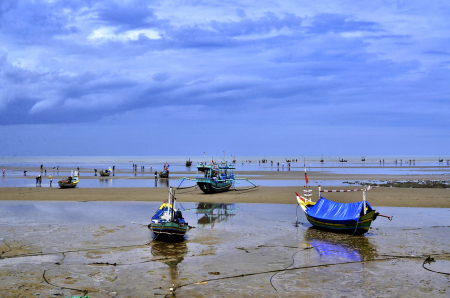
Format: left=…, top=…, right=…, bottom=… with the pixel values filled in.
left=304, top=168, right=309, bottom=184
left=212, top=159, right=215, bottom=165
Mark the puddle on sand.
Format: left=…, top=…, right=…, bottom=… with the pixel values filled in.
left=0, top=201, right=449, bottom=297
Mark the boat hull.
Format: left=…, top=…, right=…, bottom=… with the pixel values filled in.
left=58, top=181, right=78, bottom=188
left=150, top=222, right=188, bottom=242
left=99, top=172, right=110, bottom=176
left=196, top=178, right=232, bottom=194
left=305, top=210, right=376, bottom=235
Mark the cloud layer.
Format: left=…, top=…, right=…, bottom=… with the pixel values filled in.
left=0, top=0, right=449, bottom=155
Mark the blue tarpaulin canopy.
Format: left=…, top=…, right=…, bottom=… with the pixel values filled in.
left=306, top=197, right=372, bottom=225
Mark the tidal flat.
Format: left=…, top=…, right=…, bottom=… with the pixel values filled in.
left=0, top=201, right=449, bottom=297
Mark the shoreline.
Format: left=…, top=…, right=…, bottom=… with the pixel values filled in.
left=0, top=186, right=449, bottom=208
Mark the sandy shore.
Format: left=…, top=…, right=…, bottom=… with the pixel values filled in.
left=0, top=186, right=449, bottom=207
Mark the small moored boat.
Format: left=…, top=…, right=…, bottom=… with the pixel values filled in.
left=149, top=187, right=188, bottom=242
left=186, top=159, right=192, bottom=167
left=58, top=171, right=79, bottom=188
left=99, top=168, right=112, bottom=176
left=178, top=160, right=258, bottom=193
left=296, top=185, right=392, bottom=235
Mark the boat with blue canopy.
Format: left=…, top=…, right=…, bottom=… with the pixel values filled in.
left=296, top=184, right=392, bottom=235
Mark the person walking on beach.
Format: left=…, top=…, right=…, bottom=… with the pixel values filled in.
left=36, top=175, right=39, bottom=185
left=2, top=168, right=4, bottom=176
left=154, top=171, right=158, bottom=179
left=113, top=166, right=115, bottom=172
left=49, top=175, right=52, bottom=187
left=45, top=169, right=47, bottom=175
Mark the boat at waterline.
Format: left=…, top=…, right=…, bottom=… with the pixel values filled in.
left=178, top=161, right=258, bottom=193
left=58, top=171, right=79, bottom=188
left=159, top=163, right=170, bottom=178
left=149, top=187, right=188, bottom=242
left=296, top=185, right=391, bottom=235
left=99, top=168, right=112, bottom=176
left=196, top=162, right=234, bottom=193
left=186, top=159, right=192, bottom=167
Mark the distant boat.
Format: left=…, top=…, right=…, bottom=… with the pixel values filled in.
left=320, top=155, right=324, bottom=163
left=438, top=158, right=443, bottom=162
left=361, top=157, right=366, bottom=161
left=58, top=171, right=79, bottom=188
left=159, top=169, right=169, bottom=178
left=159, top=163, right=170, bottom=178
left=339, top=158, right=348, bottom=162
left=186, top=159, right=192, bottom=167
left=149, top=187, right=188, bottom=242
left=99, top=168, right=112, bottom=176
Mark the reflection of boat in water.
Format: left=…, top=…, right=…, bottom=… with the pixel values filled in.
left=58, top=171, right=79, bottom=188
left=151, top=240, right=188, bottom=267
left=304, top=227, right=375, bottom=261
left=195, top=202, right=236, bottom=227
left=151, top=240, right=188, bottom=289
left=149, top=187, right=188, bottom=242
left=99, top=168, right=112, bottom=176
left=296, top=184, right=391, bottom=235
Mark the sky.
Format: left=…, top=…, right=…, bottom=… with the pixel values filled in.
left=0, top=0, right=449, bottom=157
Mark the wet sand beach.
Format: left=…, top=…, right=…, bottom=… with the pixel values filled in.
left=0, top=186, right=450, bottom=208
left=0, top=200, right=449, bottom=297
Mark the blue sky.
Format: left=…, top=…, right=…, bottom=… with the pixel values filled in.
left=0, top=0, right=449, bottom=156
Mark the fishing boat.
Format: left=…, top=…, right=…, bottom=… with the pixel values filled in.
left=58, top=171, right=79, bottom=188
left=178, top=160, right=258, bottom=193
left=186, top=159, right=192, bottom=167
left=159, top=163, right=170, bottom=178
left=99, top=168, right=112, bottom=176
left=149, top=187, right=188, bottom=242
left=296, top=185, right=392, bottom=235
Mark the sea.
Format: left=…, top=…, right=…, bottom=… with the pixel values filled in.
left=0, top=155, right=449, bottom=188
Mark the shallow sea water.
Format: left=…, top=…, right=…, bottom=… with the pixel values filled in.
left=0, top=201, right=449, bottom=297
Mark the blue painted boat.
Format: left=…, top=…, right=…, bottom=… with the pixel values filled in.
left=178, top=161, right=258, bottom=193
left=149, top=187, right=188, bottom=242
left=296, top=186, right=390, bottom=235
left=196, top=162, right=235, bottom=193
